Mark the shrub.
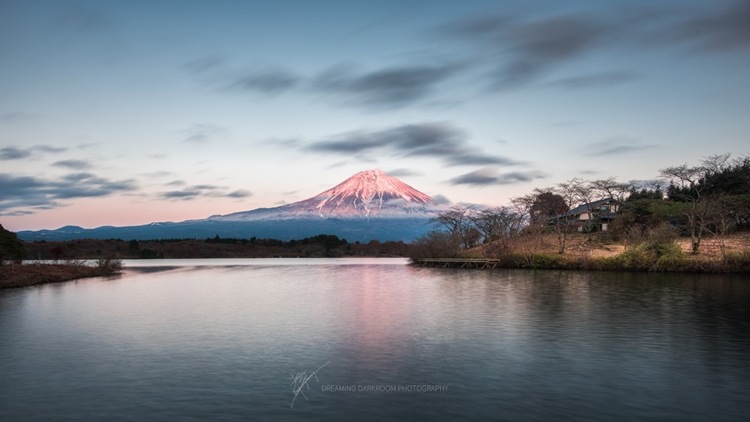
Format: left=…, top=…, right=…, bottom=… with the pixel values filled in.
left=722, top=251, right=750, bottom=272
left=408, top=231, right=461, bottom=261
left=96, top=258, right=123, bottom=275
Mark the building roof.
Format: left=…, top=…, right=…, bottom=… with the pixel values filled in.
left=565, top=198, right=615, bottom=217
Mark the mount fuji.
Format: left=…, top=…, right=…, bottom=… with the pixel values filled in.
left=212, top=169, right=436, bottom=221
left=18, top=170, right=444, bottom=242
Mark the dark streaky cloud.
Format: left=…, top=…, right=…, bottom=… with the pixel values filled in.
left=313, top=63, right=460, bottom=108
left=547, top=71, right=640, bottom=90
left=659, top=1, right=750, bottom=53
left=0, top=172, right=137, bottom=214
left=306, top=122, right=522, bottom=168
left=0, top=145, right=67, bottom=160
left=585, top=137, right=657, bottom=157
left=229, top=69, right=299, bottom=95
left=53, top=159, right=93, bottom=170
left=157, top=184, right=252, bottom=201
left=449, top=168, right=546, bottom=186
left=439, top=2, right=750, bottom=91
left=445, top=12, right=614, bottom=89
left=0, top=147, right=32, bottom=160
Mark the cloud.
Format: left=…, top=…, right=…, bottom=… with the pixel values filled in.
left=495, top=171, right=547, bottom=184
left=438, top=2, right=750, bottom=90
left=547, top=71, right=640, bottom=89
left=306, top=122, right=521, bottom=167
left=181, top=124, right=225, bottom=143
left=228, top=69, right=299, bottom=95
left=431, top=194, right=453, bottom=205
left=157, top=184, right=252, bottom=201
left=0, top=147, right=32, bottom=160
left=1, top=111, right=37, bottom=122
left=182, top=55, right=227, bottom=74
left=0, top=172, right=137, bottom=215
left=313, top=63, right=460, bottom=108
left=449, top=168, right=546, bottom=186
left=0, top=145, right=67, bottom=160
left=161, top=190, right=201, bottom=199
left=449, top=168, right=499, bottom=186
left=53, top=159, right=93, bottom=170
left=140, top=171, right=173, bottom=178
left=386, top=168, right=422, bottom=177
left=227, top=189, right=252, bottom=198
left=51, top=5, right=112, bottom=33
left=585, top=137, right=657, bottom=157
left=443, top=12, right=615, bottom=89
left=657, top=1, right=750, bottom=53
left=445, top=152, right=523, bottom=166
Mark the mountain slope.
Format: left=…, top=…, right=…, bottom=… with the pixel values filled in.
left=212, top=169, right=437, bottom=220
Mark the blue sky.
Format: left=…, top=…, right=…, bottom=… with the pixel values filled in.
left=1, top=0, right=749, bottom=231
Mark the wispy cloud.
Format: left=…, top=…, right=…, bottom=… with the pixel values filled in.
left=437, top=2, right=749, bottom=91
left=386, top=168, right=423, bottom=177
left=0, top=145, right=67, bottom=160
left=585, top=137, right=657, bottom=157
left=440, top=11, right=617, bottom=89
left=182, top=55, right=227, bottom=74
left=0, top=147, right=33, bottom=160
left=547, top=71, right=640, bottom=90
left=312, top=62, right=461, bottom=108
left=305, top=122, right=522, bottom=167
left=1, top=111, right=37, bottom=122
left=228, top=68, right=299, bottom=95
left=181, top=124, right=225, bottom=143
left=655, top=1, right=750, bottom=54
left=157, top=184, right=252, bottom=201
left=53, top=159, right=93, bottom=170
left=0, top=172, right=137, bottom=215
left=449, top=168, right=547, bottom=186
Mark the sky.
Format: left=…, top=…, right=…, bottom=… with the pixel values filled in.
left=1, top=0, right=749, bottom=231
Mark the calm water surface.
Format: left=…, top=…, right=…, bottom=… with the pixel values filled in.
left=1, top=258, right=749, bottom=421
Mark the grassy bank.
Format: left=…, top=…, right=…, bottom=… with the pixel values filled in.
left=465, top=250, right=750, bottom=273
left=0, top=259, right=123, bottom=289
left=411, top=232, right=750, bottom=273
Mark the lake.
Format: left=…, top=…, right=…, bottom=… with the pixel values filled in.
left=1, top=258, right=748, bottom=421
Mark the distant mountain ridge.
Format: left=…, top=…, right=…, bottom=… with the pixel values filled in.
left=17, top=169, right=442, bottom=242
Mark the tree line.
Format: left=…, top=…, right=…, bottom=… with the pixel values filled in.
left=14, top=234, right=410, bottom=260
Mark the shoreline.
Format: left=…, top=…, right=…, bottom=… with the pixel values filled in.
left=412, top=254, right=750, bottom=273
left=0, top=260, right=123, bottom=289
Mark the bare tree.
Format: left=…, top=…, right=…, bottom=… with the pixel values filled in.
left=552, top=180, right=580, bottom=254
left=660, top=154, right=731, bottom=254
left=431, top=206, right=474, bottom=249
left=471, top=206, right=524, bottom=251
left=592, top=178, right=632, bottom=203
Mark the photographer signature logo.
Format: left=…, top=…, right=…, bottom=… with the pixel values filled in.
left=289, top=361, right=329, bottom=408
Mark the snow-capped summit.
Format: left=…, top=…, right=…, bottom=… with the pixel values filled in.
left=212, top=169, right=438, bottom=221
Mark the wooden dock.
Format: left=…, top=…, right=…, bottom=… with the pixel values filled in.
left=414, top=258, right=502, bottom=269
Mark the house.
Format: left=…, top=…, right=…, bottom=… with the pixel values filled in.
left=563, top=198, right=620, bottom=232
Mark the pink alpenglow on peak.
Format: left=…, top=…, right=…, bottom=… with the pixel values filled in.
left=314, top=169, right=431, bottom=215
left=213, top=169, right=439, bottom=221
